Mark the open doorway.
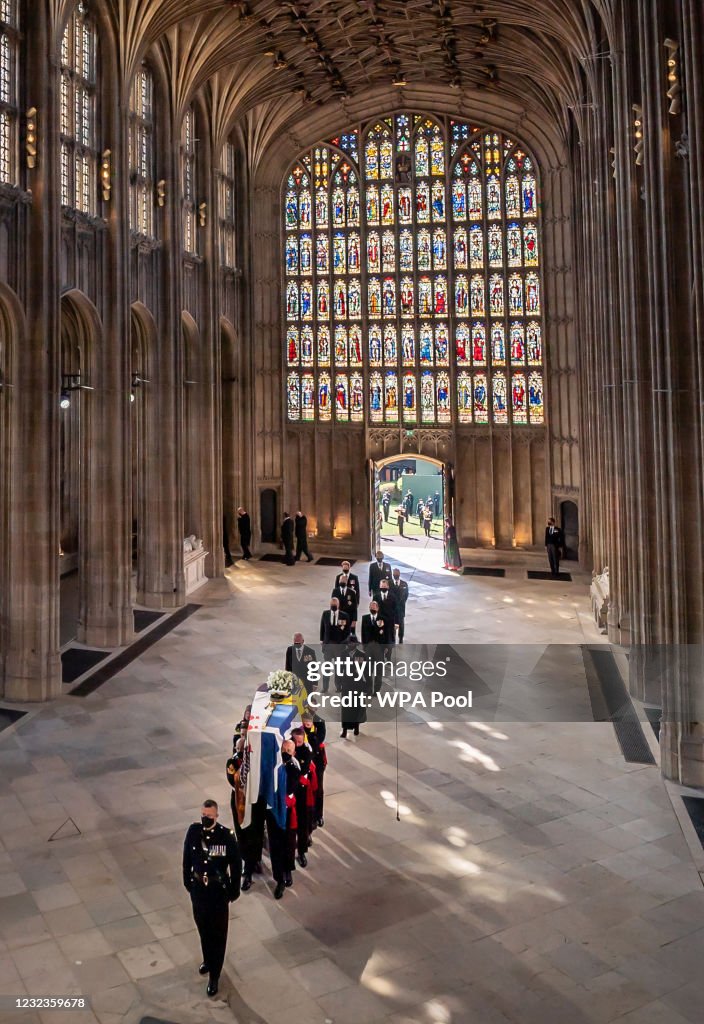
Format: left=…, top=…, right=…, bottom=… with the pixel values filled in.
left=370, top=456, right=446, bottom=568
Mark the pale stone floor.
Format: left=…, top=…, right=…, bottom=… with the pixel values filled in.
left=1, top=552, right=704, bottom=1024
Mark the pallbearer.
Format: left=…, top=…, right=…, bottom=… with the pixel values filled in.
left=290, top=726, right=318, bottom=862
left=265, top=739, right=300, bottom=899
left=301, top=711, right=327, bottom=827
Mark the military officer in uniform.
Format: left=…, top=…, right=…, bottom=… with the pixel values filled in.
left=301, top=710, right=327, bottom=826
left=182, top=800, right=241, bottom=997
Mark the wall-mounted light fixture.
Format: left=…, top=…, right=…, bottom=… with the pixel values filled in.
left=130, top=373, right=150, bottom=402
left=664, top=39, right=681, bottom=115
left=100, top=149, right=112, bottom=201
left=198, top=201, right=207, bottom=227
left=156, top=179, right=166, bottom=207
left=60, top=373, right=94, bottom=408
left=25, top=107, right=38, bottom=169
left=632, top=104, right=644, bottom=166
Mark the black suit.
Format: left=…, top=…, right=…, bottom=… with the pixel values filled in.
left=545, top=525, right=564, bottom=575
left=237, top=512, right=252, bottom=560
left=295, top=514, right=313, bottom=562
left=373, top=589, right=399, bottom=632
left=368, top=559, right=392, bottom=595
left=285, top=644, right=316, bottom=688
left=390, top=579, right=409, bottom=642
left=361, top=611, right=393, bottom=646
left=334, top=571, right=360, bottom=599
left=319, top=609, right=351, bottom=646
left=281, top=517, right=295, bottom=564
left=332, top=586, right=358, bottom=625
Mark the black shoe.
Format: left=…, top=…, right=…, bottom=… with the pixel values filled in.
left=199, top=962, right=208, bottom=976
left=207, top=979, right=219, bottom=997
left=340, top=730, right=347, bottom=738
left=307, top=557, right=314, bottom=562
left=354, top=726, right=360, bottom=736
left=317, top=817, right=324, bottom=827
left=284, top=872, right=293, bottom=887
left=241, top=874, right=252, bottom=891
left=274, top=881, right=285, bottom=899
left=254, top=861, right=264, bottom=874
left=308, top=836, right=313, bottom=845
left=298, top=853, right=308, bottom=868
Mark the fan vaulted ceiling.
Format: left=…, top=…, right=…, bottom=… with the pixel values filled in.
left=79, top=1, right=614, bottom=153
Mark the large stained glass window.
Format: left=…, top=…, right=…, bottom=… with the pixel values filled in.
left=284, top=115, right=545, bottom=426
left=60, top=2, right=98, bottom=214
left=0, top=0, right=19, bottom=185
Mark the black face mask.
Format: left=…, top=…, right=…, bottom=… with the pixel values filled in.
left=282, top=752, right=292, bottom=763
left=201, top=816, right=216, bottom=829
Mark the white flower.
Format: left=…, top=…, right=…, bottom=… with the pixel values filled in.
left=266, top=670, right=298, bottom=697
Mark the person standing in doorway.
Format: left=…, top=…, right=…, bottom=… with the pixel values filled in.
left=382, top=491, right=391, bottom=522
left=396, top=504, right=406, bottom=536
left=423, top=505, right=433, bottom=537
left=391, top=567, right=409, bottom=643
left=223, top=513, right=233, bottom=568
left=295, top=511, right=314, bottom=562
left=545, top=517, right=564, bottom=576
left=237, top=507, right=252, bottom=560
left=368, top=550, right=392, bottom=595
left=182, top=800, right=241, bottom=998
left=281, top=513, right=295, bottom=565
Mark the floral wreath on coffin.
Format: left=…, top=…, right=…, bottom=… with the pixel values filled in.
left=266, top=669, right=298, bottom=700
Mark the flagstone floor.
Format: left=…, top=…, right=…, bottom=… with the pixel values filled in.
left=1, top=552, right=703, bottom=1024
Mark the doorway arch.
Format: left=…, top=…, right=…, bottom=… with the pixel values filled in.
left=560, top=499, right=579, bottom=561
left=369, top=452, right=451, bottom=564
left=130, top=303, right=156, bottom=600
left=60, top=289, right=101, bottom=645
left=0, top=284, right=22, bottom=686
left=220, top=318, right=239, bottom=560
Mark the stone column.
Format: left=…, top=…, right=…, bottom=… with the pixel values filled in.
left=4, top=5, right=61, bottom=699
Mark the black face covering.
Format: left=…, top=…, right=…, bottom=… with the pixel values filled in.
left=201, top=815, right=216, bottom=829
left=282, top=752, right=292, bottom=763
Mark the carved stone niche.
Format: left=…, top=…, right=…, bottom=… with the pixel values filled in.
left=183, top=535, right=208, bottom=595
left=591, top=566, right=609, bottom=633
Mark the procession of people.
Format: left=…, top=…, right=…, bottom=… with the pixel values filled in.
left=184, top=545, right=412, bottom=998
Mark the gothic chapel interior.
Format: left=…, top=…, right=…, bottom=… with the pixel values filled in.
left=0, top=1, right=703, bottom=786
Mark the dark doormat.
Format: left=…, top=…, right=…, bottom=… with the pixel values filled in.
left=259, top=553, right=286, bottom=562
left=61, top=647, right=111, bottom=683
left=527, top=570, right=572, bottom=581
left=682, top=796, right=704, bottom=850
left=582, top=646, right=656, bottom=765
left=69, top=604, right=201, bottom=697
left=316, top=557, right=356, bottom=566
left=0, top=707, right=27, bottom=733
left=134, top=609, right=166, bottom=633
left=462, top=567, right=506, bottom=577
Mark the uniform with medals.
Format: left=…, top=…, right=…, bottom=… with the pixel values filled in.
left=303, top=716, right=327, bottom=826
left=182, top=818, right=241, bottom=993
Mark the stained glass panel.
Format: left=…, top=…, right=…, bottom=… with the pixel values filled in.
left=336, top=375, right=349, bottom=421
left=384, top=371, right=398, bottom=422
left=456, top=324, right=471, bottom=366
left=302, top=374, right=315, bottom=421
left=437, top=372, right=451, bottom=423
left=318, top=372, right=332, bottom=421
left=527, top=322, right=542, bottom=364
left=473, top=373, right=489, bottom=423
left=493, top=372, right=508, bottom=424
left=529, top=372, right=544, bottom=422
left=421, top=371, right=435, bottom=423
left=402, top=372, right=417, bottom=422
left=457, top=372, right=472, bottom=423
left=349, top=325, right=363, bottom=365
left=315, top=326, right=328, bottom=366
left=351, top=373, right=364, bottom=421
left=512, top=373, right=527, bottom=424
left=287, top=373, right=300, bottom=420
